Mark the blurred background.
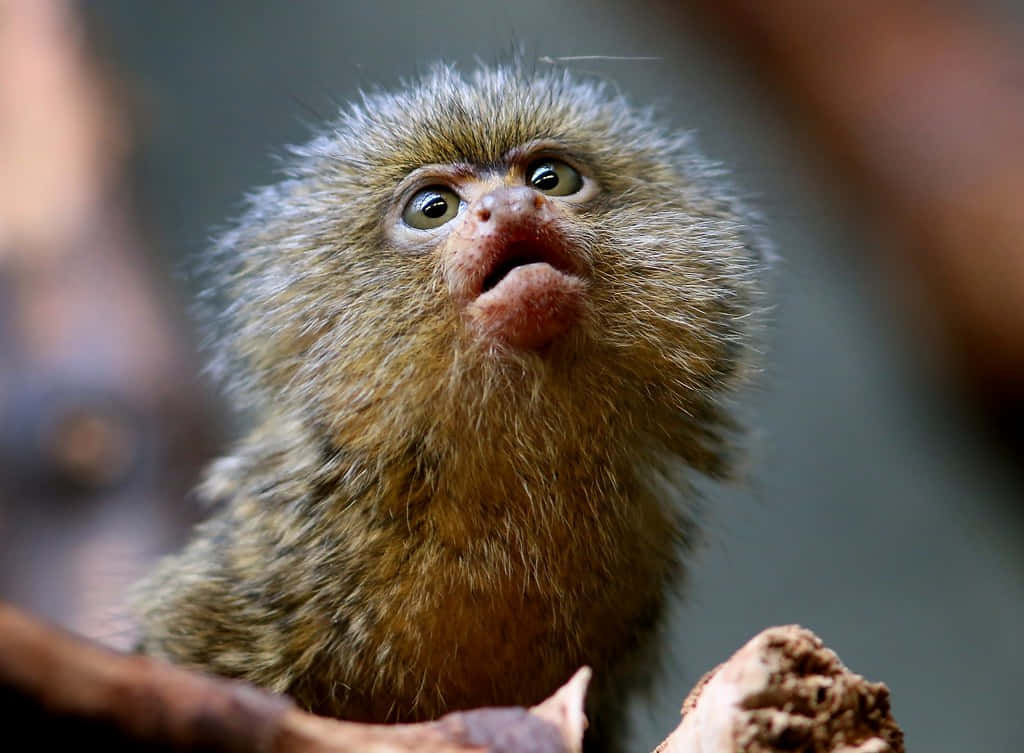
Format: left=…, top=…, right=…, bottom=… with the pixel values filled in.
left=1, top=1, right=1023, bottom=750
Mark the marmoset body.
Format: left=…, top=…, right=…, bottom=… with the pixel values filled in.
left=135, top=64, right=765, bottom=748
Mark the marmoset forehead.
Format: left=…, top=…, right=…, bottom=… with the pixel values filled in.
left=324, top=66, right=651, bottom=177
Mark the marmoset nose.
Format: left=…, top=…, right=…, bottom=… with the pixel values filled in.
left=443, top=184, right=577, bottom=308
left=472, top=185, right=547, bottom=225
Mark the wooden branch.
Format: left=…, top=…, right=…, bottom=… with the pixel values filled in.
left=660, top=626, right=904, bottom=753
left=0, top=603, right=588, bottom=753
left=1, top=603, right=902, bottom=753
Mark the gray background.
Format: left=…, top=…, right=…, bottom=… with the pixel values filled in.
left=83, top=2, right=1024, bottom=750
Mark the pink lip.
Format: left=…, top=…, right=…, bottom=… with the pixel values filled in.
left=467, top=256, right=586, bottom=350
left=474, top=236, right=582, bottom=299
left=442, top=187, right=589, bottom=349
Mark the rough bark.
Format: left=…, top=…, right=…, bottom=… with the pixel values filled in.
left=660, top=625, right=904, bottom=753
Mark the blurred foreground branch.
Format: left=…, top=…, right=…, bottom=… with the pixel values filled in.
left=677, top=0, right=1024, bottom=429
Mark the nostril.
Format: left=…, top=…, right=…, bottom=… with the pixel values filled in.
left=477, top=208, right=491, bottom=222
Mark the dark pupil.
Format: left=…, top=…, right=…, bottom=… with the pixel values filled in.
left=422, top=195, right=448, bottom=218
left=532, top=166, right=559, bottom=190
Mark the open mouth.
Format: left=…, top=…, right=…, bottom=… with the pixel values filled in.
left=478, top=239, right=578, bottom=296
left=468, top=236, right=586, bottom=349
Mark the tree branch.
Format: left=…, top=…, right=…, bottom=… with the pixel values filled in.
left=0, top=604, right=902, bottom=753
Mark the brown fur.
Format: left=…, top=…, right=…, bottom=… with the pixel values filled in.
left=134, top=63, right=766, bottom=746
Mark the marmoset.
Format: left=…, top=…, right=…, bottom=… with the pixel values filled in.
left=135, top=63, right=765, bottom=749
